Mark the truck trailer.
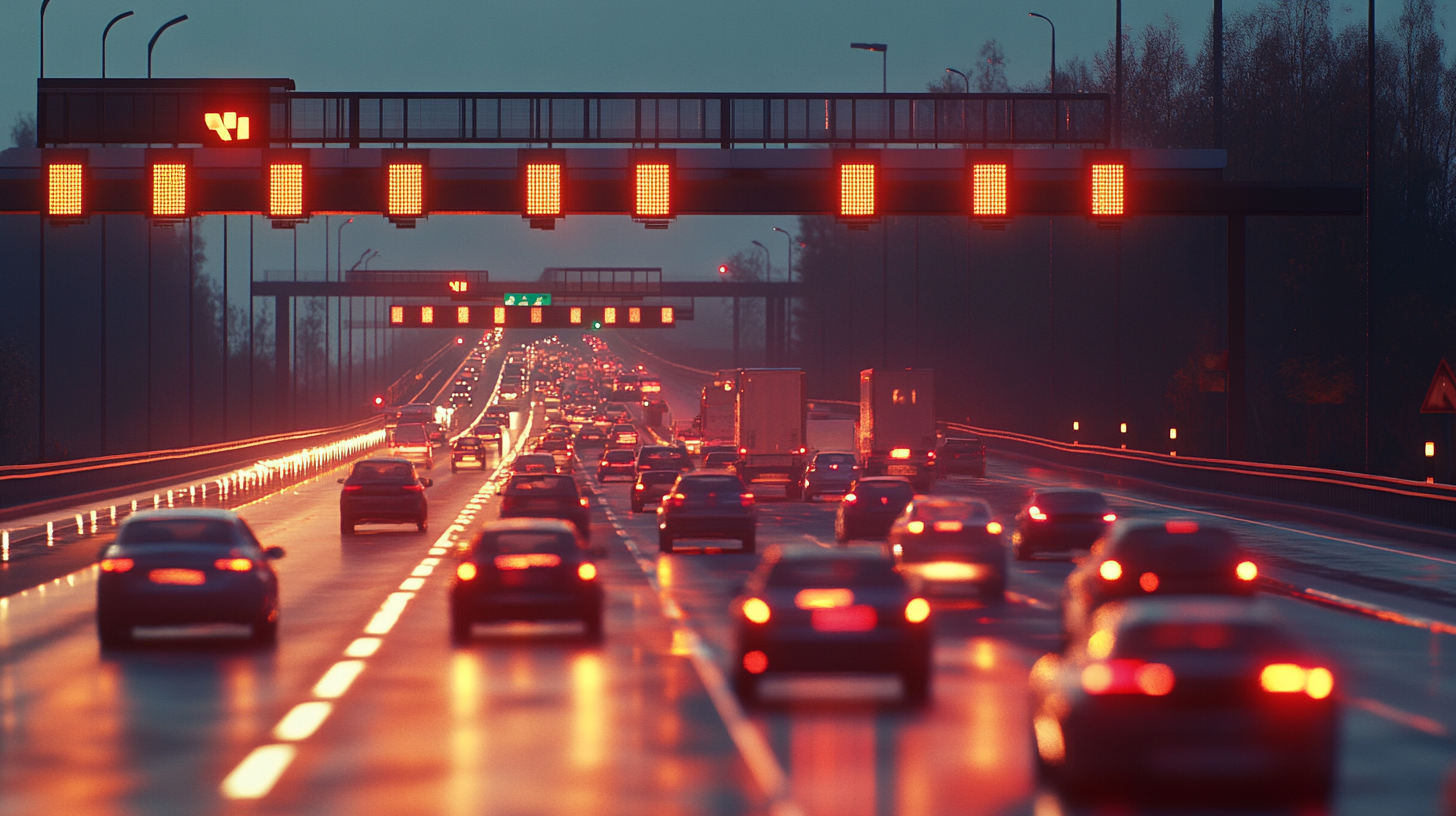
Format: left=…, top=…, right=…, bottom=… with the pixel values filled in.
left=857, top=369, right=936, bottom=491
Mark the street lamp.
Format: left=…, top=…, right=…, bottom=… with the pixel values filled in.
left=752, top=239, right=773, bottom=365
left=335, top=217, right=353, bottom=421
left=850, top=43, right=887, bottom=93
left=147, top=14, right=188, bottom=79
left=773, top=226, right=794, bottom=361
left=1028, top=13, right=1056, bottom=92
left=102, top=11, right=133, bottom=79
left=945, top=67, right=969, bottom=93
left=40, top=0, right=54, bottom=79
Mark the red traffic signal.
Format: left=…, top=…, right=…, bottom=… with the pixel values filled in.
left=373, top=396, right=384, bottom=407
left=718, top=264, right=729, bottom=275
left=455, top=337, right=464, bottom=345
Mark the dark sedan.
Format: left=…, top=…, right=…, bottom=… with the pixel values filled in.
left=799, top=451, right=859, bottom=501
left=834, top=477, right=915, bottom=542
left=596, top=449, right=637, bottom=482
left=889, top=498, right=1007, bottom=600
left=1012, top=489, right=1117, bottom=560
left=731, top=545, right=932, bottom=704
left=451, top=436, right=489, bottom=472
left=636, top=445, right=693, bottom=474
left=632, top=469, right=680, bottom=513
left=933, top=436, right=986, bottom=477
left=96, top=509, right=285, bottom=646
left=450, top=519, right=604, bottom=642
left=1062, top=519, right=1259, bottom=642
left=499, top=473, right=591, bottom=539
left=657, top=472, right=756, bottom=553
left=1031, top=598, right=1337, bottom=805
left=339, top=457, right=432, bottom=534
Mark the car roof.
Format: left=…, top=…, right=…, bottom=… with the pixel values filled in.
left=854, top=476, right=913, bottom=485
left=479, top=518, right=579, bottom=535
left=765, top=542, right=892, bottom=563
left=1032, top=488, right=1105, bottom=500
left=358, top=456, right=412, bottom=464
left=121, top=508, right=239, bottom=523
left=1092, top=597, right=1280, bottom=632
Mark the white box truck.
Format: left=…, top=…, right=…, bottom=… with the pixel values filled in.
left=858, top=369, right=936, bottom=491
left=734, top=368, right=807, bottom=497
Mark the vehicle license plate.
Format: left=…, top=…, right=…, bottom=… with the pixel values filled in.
left=461, top=455, right=476, bottom=462
left=811, top=605, right=877, bottom=632
left=149, top=568, right=206, bottom=585
left=888, top=465, right=917, bottom=476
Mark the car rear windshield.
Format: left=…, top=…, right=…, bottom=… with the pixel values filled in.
left=391, top=425, right=427, bottom=444
left=1114, top=622, right=1294, bottom=658
left=603, top=450, right=635, bottom=463
left=767, top=557, right=903, bottom=588
left=455, top=438, right=482, bottom=449
left=352, top=461, right=415, bottom=481
left=680, top=475, right=747, bottom=495
left=704, top=453, right=736, bottom=465
left=942, top=439, right=981, bottom=450
left=814, top=453, right=857, bottom=468
left=121, top=518, right=234, bottom=545
left=1034, top=491, right=1108, bottom=512
left=477, top=425, right=502, bottom=435
left=640, top=471, right=680, bottom=485
left=639, top=449, right=689, bottom=467
left=480, top=531, right=576, bottom=555
left=1112, top=528, right=1240, bottom=568
left=855, top=482, right=914, bottom=502
left=916, top=501, right=991, bottom=522
left=506, top=475, right=578, bottom=495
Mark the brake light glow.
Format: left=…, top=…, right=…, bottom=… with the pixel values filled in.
left=1081, top=659, right=1175, bottom=695
left=494, top=553, right=562, bottom=570
left=456, top=562, right=478, bottom=581
left=1236, top=560, right=1258, bottom=581
left=738, top=447, right=748, bottom=455
left=1165, top=520, right=1199, bottom=534
left=100, top=558, right=134, bottom=573
left=906, top=520, right=925, bottom=534
left=215, top=558, right=253, bottom=572
left=342, top=484, right=363, bottom=492
left=579, top=497, right=590, bottom=507
left=842, top=493, right=857, bottom=504
left=904, top=597, right=931, bottom=623
left=890, top=448, right=911, bottom=459
left=634, top=483, right=645, bottom=491
left=740, top=492, right=755, bottom=507
left=742, top=598, right=772, bottom=624
left=1028, top=506, right=1047, bottom=521
left=985, top=521, right=1003, bottom=535
left=401, top=483, right=425, bottom=492
left=743, top=650, right=769, bottom=674
left=794, top=588, right=853, bottom=609
left=1138, top=572, right=1159, bottom=592
left=1099, top=560, right=1123, bottom=581
left=932, top=520, right=963, bottom=533
left=1102, top=513, right=1117, bottom=522
left=577, top=562, right=598, bottom=581
left=1260, top=664, right=1334, bottom=699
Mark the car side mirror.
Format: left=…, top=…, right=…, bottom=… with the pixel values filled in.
left=336, top=478, right=345, bottom=484
left=264, top=546, right=286, bottom=560
left=421, top=478, right=434, bottom=488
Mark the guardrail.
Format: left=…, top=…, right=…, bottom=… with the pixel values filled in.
left=944, top=422, right=1456, bottom=534
left=0, top=417, right=385, bottom=517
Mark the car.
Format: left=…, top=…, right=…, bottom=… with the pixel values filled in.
left=511, top=453, right=558, bottom=475
left=933, top=436, right=986, bottom=477
left=449, top=519, right=604, bottom=642
left=656, top=471, right=756, bottom=553
left=498, top=473, right=591, bottom=538
left=703, top=451, right=737, bottom=469
left=1061, top=519, right=1260, bottom=643
left=631, top=470, right=680, bottom=513
left=483, top=406, right=511, bottom=424
left=95, top=509, right=286, bottom=647
left=451, top=436, right=489, bottom=472
left=889, top=498, right=1006, bottom=600
left=390, top=403, right=435, bottom=428
left=1012, top=489, right=1117, bottom=560
left=635, top=445, right=693, bottom=474
left=835, top=477, right=915, bottom=542
left=575, top=426, right=607, bottom=447
left=730, top=544, right=932, bottom=704
left=387, top=423, right=434, bottom=469
left=604, top=403, right=633, bottom=422
left=700, top=444, right=736, bottom=464
left=474, top=423, right=505, bottom=452
left=339, top=457, right=433, bottom=534
left=425, top=422, right=448, bottom=445
left=1030, top=597, right=1337, bottom=804
left=606, top=424, right=640, bottom=449
left=799, top=451, right=860, bottom=501
left=596, top=449, right=637, bottom=482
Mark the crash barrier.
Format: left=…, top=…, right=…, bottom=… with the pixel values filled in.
left=943, top=422, right=1456, bottom=534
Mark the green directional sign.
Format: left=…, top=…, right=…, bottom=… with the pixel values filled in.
left=503, top=293, right=552, bottom=306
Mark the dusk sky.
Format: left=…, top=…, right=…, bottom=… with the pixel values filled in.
left=0, top=0, right=1431, bottom=289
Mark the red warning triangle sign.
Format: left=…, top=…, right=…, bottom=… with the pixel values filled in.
left=1421, top=359, right=1456, bottom=413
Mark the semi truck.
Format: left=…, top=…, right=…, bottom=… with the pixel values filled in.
left=858, top=369, right=936, bottom=491
left=732, top=368, right=807, bottom=498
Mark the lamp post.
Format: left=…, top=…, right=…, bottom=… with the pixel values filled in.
left=335, top=217, right=353, bottom=421
left=945, top=67, right=969, bottom=92
left=102, top=11, right=133, bottom=79
left=849, top=43, right=887, bottom=92
left=773, top=226, right=794, bottom=361
left=147, top=14, right=188, bottom=79
left=1028, top=13, right=1056, bottom=92
left=752, top=240, right=773, bottom=365
left=40, top=0, right=54, bottom=79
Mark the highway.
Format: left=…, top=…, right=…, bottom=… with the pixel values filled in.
left=0, top=332, right=1451, bottom=815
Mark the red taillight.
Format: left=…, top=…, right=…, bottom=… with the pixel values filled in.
left=742, top=598, right=772, bottom=624
left=926, top=451, right=936, bottom=461
left=1102, top=513, right=1117, bottom=522
left=1260, top=664, right=1334, bottom=699
left=634, top=484, right=645, bottom=491
left=100, top=558, right=134, bottom=573
left=577, top=562, right=598, bottom=581
left=743, top=650, right=769, bottom=674
left=401, top=483, right=425, bottom=493
left=843, top=493, right=858, bottom=504
left=214, top=558, right=253, bottom=572
left=1099, top=560, right=1123, bottom=581
left=342, top=484, right=363, bottom=493
left=904, top=598, right=931, bottom=623
left=579, top=497, right=590, bottom=507
left=738, top=447, right=748, bottom=455
left=1236, top=560, right=1258, bottom=581
left=456, top=562, right=478, bottom=581
left=740, top=492, right=755, bottom=507
left=1081, top=660, right=1175, bottom=696
left=1028, top=505, right=1047, bottom=521
left=667, top=493, right=686, bottom=508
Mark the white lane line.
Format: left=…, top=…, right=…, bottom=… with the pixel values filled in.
left=399, top=577, right=426, bottom=591
left=220, top=744, right=297, bottom=799
left=410, top=564, right=435, bottom=577
left=421, top=557, right=441, bottom=566
left=312, top=660, right=366, bottom=699
left=1005, top=591, right=1057, bottom=611
left=1349, top=696, right=1448, bottom=736
left=363, top=592, right=416, bottom=635
left=343, top=637, right=381, bottom=658
left=273, top=701, right=334, bottom=741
